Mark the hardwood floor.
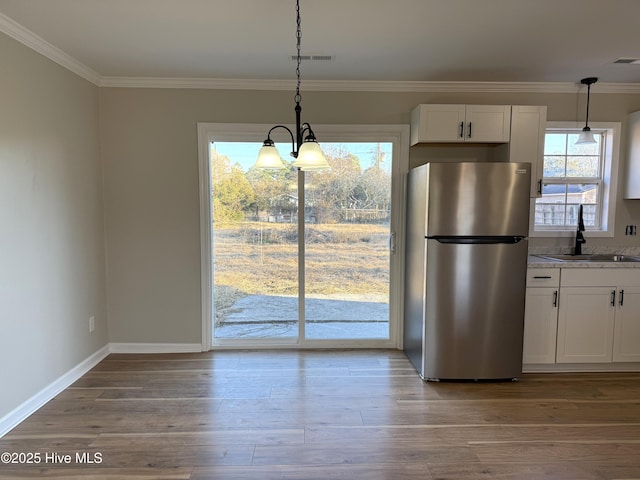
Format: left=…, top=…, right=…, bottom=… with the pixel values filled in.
left=1, top=350, right=640, bottom=479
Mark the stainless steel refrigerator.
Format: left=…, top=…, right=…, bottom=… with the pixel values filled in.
left=404, top=162, right=531, bottom=381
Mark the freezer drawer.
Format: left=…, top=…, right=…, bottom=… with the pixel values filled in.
left=423, top=239, right=528, bottom=380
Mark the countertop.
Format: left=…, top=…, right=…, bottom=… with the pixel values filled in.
left=527, top=255, right=640, bottom=268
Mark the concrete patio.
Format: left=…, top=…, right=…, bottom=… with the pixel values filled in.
left=215, top=294, right=389, bottom=339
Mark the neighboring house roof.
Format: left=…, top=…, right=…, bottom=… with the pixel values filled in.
left=543, top=184, right=597, bottom=195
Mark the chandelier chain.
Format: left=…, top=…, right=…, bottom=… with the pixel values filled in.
left=295, top=0, right=302, bottom=104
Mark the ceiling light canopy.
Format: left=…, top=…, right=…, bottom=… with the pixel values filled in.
left=576, top=77, right=598, bottom=145
left=254, top=0, right=330, bottom=171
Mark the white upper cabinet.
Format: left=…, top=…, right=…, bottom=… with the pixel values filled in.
left=510, top=106, right=547, bottom=197
left=410, top=104, right=511, bottom=145
left=624, top=110, right=640, bottom=199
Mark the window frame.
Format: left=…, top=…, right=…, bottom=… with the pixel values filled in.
left=531, top=121, right=620, bottom=238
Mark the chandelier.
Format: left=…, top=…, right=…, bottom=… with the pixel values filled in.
left=253, top=0, right=330, bottom=171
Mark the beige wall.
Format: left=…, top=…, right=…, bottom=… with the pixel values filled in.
left=0, top=33, right=107, bottom=419
left=2, top=25, right=640, bottom=421
left=99, top=87, right=640, bottom=345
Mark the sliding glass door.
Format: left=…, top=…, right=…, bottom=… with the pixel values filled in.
left=198, top=124, right=408, bottom=349
left=303, top=143, right=391, bottom=340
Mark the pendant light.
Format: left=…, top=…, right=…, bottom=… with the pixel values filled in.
left=576, top=77, right=598, bottom=145
left=254, top=0, right=330, bottom=171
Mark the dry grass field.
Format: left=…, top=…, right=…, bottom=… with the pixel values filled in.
left=212, top=222, right=390, bottom=316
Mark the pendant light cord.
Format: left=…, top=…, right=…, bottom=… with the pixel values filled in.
left=295, top=0, right=302, bottom=106
left=584, top=83, right=591, bottom=129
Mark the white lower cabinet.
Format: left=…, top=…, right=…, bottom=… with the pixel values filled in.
left=523, top=269, right=559, bottom=364
left=556, top=286, right=616, bottom=363
left=524, top=266, right=640, bottom=368
left=556, top=268, right=640, bottom=365
left=613, top=286, right=640, bottom=362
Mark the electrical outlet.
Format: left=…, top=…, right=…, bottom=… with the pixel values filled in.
left=625, top=225, right=638, bottom=236
left=89, top=316, right=95, bottom=333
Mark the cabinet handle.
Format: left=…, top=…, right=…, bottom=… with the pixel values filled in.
left=534, top=275, right=552, bottom=279
left=553, top=290, right=558, bottom=307
left=619, top=289, right=624, bottom=306
left=537, top=179, right=542, bottom=196
left=467, top=122, right=472, bottom=138
left=459, top=121, right=464, bottom=138
left=611, top=290, right=616, bottom=307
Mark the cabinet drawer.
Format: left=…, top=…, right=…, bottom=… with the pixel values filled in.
left=527, top=268, right=560, bottom=287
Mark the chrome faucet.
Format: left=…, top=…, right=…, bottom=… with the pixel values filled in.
left=574, top=204, right=586, bottom=255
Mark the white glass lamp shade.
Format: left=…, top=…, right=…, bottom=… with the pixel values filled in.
left=292, top=141, right=330, bottom=171
left=255, top=144, right=286, bottom=169
left=575, top=128, right=596, bottom=145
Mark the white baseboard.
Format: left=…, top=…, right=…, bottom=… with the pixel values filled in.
left=0, top=344, right=110, bottom=438
left=108, top=343, right=203, bottom=354
left=0, top=342, right=204, bottom=438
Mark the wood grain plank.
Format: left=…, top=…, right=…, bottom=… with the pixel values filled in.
left=1, top=350, right=639, bottom=479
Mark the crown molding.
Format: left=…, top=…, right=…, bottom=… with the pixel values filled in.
left=3, top=13, right=640, bottom=94
left=99, top=76, right=640, bottom=94
left=0, top=13, right=101, bottom=85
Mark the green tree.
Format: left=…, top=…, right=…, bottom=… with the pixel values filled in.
left=211, top=150, right=254, bottom=223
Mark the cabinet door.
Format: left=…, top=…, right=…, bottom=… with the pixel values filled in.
left=510, top=105, right=547, bottom=197
left=556, top=286, right=615, bottom=363
left=411, top=104, right=466, bottom=143
left=624, top=111, right=640, bottom=199
left=613, top=286, right=640, bottom=362
left=523, top=287, right=558, bottom=364
left=465, top=105, right=511, bottom=143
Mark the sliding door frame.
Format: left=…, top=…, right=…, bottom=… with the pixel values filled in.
left=197, top=123, right=409, bottom=351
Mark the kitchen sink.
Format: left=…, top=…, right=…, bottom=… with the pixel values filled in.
left=535, top=254, right=640, bottom=262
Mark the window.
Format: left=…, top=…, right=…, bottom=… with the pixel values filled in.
left=533, top=122, right=620, bottom=237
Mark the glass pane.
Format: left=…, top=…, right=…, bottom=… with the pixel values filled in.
left=543, top=133, right=567, bottom=155
left=565, top=202, right=599, bottom=228
left=582, top=203, right=599, bottom=228
left=304, top=143, right=391, bottom=340
left=535, top=199, right=564, bottom=225
left=535, top=183, right=566, bottom=225
left=539, top=183, right=567, bottom=202
left=543, top=156, right=566, bottom=177
left=567, top=183, right=598, bottom=205
left=535, top=183, right=599, bottom=228
left=566, top=156, right=599, bottom=177
left=567, top=134, right=601, bottom=155
left=535, top=202, right=566, bottom=225
left=210, top=142, right=299, bottom=340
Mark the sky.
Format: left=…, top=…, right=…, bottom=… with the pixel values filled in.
left=212, top=141, right=393, bottom=172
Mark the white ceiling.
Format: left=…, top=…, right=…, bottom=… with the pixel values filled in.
left=2, top=0, right=640, bottom=87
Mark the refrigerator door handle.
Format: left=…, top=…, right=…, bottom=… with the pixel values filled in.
left=429, top=236, right=526, bottom=245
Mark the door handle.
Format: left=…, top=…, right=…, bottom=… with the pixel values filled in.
left=389, top=232, right=396, bottom=254
left=534, top=276, right=552, bottom=279
left=467, top=122, right=472, bottom=138
left=537, top=179, right=542, bottom=196
left=459, top=121, right=464, bottom=138
left=553, top=290, right=558, bottom=308
left=611, top=290, right=616, bottom=307
left=619, top=289, right=624, bottom=306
